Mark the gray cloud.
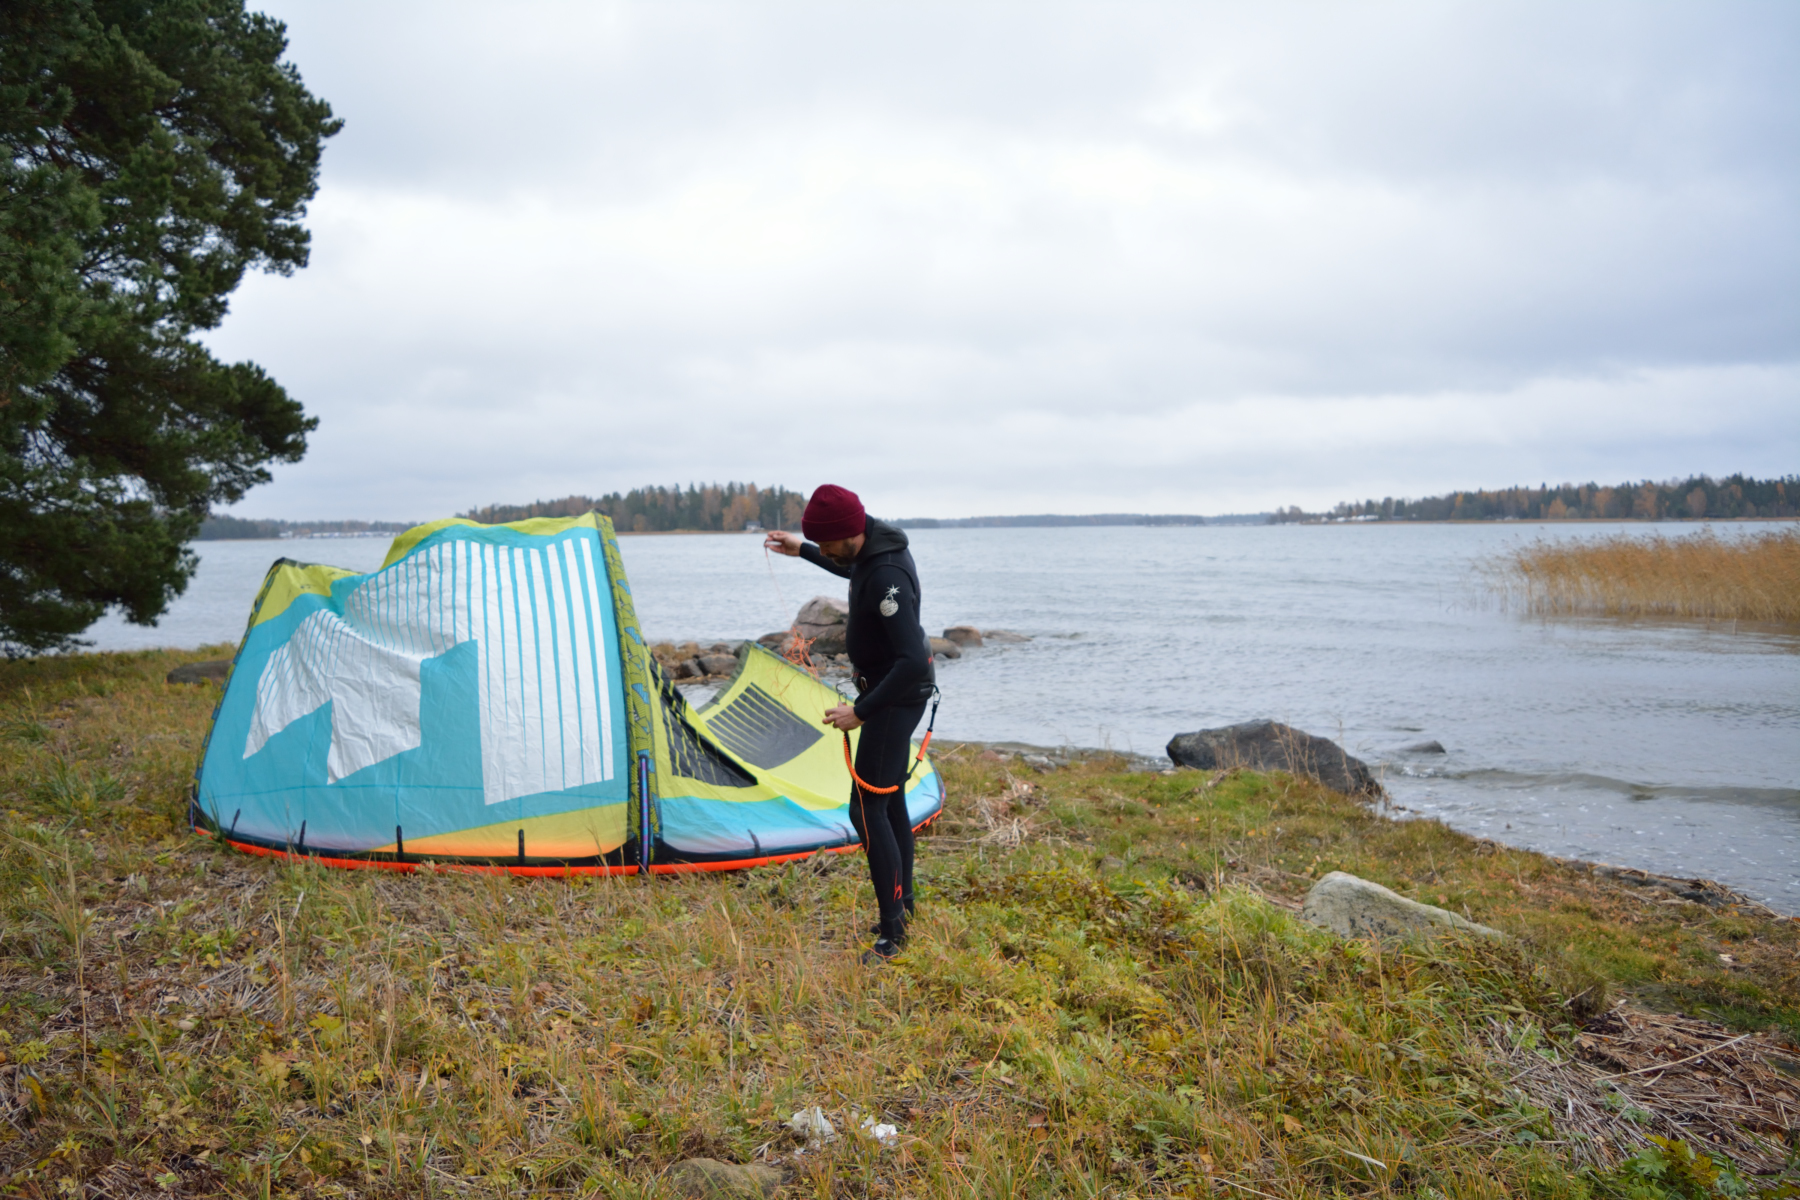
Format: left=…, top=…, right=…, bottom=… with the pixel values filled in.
left=207, top=0, right=1799, bottom=518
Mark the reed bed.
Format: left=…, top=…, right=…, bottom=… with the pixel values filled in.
left=1487, top=527, right=1800, bottom=623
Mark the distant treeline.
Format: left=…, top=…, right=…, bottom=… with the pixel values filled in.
left=896, top=514, right=1207, bottom=528
left=197, top=515, right=413, bottom=540
left=1274, top=474, right=1797, bottom=524
left=462, top=483, right=807, bottom=533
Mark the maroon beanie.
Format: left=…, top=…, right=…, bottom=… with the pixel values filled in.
left=802, top=484, right=866, bottom=543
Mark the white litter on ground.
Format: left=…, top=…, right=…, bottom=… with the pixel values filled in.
left=788, top=1106, right=836, bottom=1146
left=859, top=1114, right=900, bottom=1148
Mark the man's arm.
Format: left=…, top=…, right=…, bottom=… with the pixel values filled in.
left=763, top=530, right=851, bottom=579
left=851, top=566, right=932, bottom=718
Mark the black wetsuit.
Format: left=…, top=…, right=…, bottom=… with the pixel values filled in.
left=801, top=518, right=935, bottom=940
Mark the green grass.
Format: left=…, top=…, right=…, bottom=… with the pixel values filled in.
left=0, top=650, right=1794, bottom=1198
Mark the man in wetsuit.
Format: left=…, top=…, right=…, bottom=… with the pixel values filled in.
left=764, top=484, right=935, bottom=963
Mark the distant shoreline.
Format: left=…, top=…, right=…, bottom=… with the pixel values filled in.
left=191, top=515, right=1800, bottom=543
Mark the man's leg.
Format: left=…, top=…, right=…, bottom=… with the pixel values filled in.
left=853, top=701, right=926, bottom=942
left=886, top=787, right=915, bottom=919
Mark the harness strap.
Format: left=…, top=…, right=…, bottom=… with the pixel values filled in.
left=840, top=687, right=941, bottom=796
left=842, top=732, right=901, bottom=794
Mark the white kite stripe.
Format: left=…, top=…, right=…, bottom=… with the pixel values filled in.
left=578, top=536, right=614, bottom=772
left=246, top=531, right=617, bottom=804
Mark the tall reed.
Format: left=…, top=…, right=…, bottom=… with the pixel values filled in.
left=1486, top=527, right=1800, bottom=623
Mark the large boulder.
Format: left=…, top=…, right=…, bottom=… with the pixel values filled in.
left=664, top=1157, right=785, bottom=1198
left=942, top=625, right=983, bottom=648
left=1301, top=872, right=1502, bottom=940
left=927, top=637, right=961, bottom=660
left=794, top=595, right=849, bottom=656
left=697, top=653, right=738, bottom=676
left=1166, top=719, right=1379, bottom=796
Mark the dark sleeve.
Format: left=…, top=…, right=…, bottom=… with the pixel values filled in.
left=798, top=543, right=852, bottom=579
left=852, top=565, right=932, bottom=718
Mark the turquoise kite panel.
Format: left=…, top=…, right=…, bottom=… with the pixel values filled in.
left=196, top=523, right=631, bottom=852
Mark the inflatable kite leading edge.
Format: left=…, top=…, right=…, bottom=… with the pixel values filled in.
left=190, top=513, right=943, bottom=873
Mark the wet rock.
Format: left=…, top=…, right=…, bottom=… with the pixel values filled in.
left=1301, top=872, right=1502, bottom=941
left=664, top=1157, right=786, bottom=1198
left=1166, top=719, right=1380, bottom=796
left=697, top=654, right=738, bottom=676
left=942, top=625, right=983, bottom=648
left=983, top=629, right=1030, bottom=643
left=166, top=660, right=231, bottom=685
left=928, top=637, right=961, bottom=660
left=1401, top=740, right=1446, bottom=754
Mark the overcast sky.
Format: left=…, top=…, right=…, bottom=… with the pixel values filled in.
left=208, top=1, right=1798, bottom=521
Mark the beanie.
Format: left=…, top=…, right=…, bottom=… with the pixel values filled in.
left=801, top=484, right=867, bottom=543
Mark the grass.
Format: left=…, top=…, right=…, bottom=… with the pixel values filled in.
left=1485, top=527, right=1800, bottom=623
left=0, top=649, right=1796, bottom=1198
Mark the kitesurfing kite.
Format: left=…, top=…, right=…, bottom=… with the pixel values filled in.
left=190, top=513, right=943, bottom=873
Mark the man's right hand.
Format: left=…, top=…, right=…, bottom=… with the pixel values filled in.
left=763, top=530, right=803, bottom=556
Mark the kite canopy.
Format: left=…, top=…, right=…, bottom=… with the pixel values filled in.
left=191, top=513, right=942, bottom=873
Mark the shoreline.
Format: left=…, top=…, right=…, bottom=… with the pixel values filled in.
left=928, top=736, right=1798, bottom=922
left=187, top=515, right=1800, bottom=545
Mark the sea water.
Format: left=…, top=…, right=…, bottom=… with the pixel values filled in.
left=82, top=523, right=1800, bottom=911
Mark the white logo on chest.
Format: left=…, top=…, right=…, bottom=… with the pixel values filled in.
left=879, top=585, right=900, bottom=617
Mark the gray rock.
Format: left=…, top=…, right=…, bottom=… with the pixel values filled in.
left=927, top=637, right=961, bottom=660
left=983, top=629, right=1030, bottom=643
left=1166, top=720, right=1379, bottom=796
left=664, top=1157, right=785, bottom=1198
left=794, top=595, right=849, bottom=655
left=1020, top=753, right=1056, bottom=771
left=796, top=595, right=847, bottom=623
left=942, top=625, right=983, bottom=648
left=757, top=631, right=786, bottom=647
left=1401, top=740, right=1446, bottom=754
left=672, top=658, right=704, bottom=680
left=1301, top=871, right=1502, bottom=941
left=697, top=654, right=738, bottom=676
left=166, top=659, right=231, bottom=685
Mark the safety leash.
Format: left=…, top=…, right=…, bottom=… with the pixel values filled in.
left=840, top=687, right=940, bottom=795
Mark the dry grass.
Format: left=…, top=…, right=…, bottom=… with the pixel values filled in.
left=0, top=650, right=1797, bottom=1198
left=1486, top=527, right=1800, bottom=623
left=1491, top=1005, right=1798, bottom=1175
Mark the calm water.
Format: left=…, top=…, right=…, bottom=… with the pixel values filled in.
left=85, top=524, right=1800, bottom=910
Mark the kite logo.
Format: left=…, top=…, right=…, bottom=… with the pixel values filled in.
left=879, top=586, right=899, bottom=617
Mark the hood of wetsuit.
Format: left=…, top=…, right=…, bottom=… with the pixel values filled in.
left=856, top=516, right=909, bottom=561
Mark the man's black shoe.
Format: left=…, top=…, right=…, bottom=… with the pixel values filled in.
left=861, top=937, right=904, bottom=965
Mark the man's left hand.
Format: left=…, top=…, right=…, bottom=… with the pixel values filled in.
left=824, top=704, right=862, bottom=731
